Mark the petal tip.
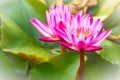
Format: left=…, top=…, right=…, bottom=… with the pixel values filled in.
left=39, top=37, right=60, bottom=42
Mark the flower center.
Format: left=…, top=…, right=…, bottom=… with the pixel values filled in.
left=76, top=29, right=90, bottom=37
left=84, top=30, right=89, bottom=37
left=76, top=29, right=81, bottom=37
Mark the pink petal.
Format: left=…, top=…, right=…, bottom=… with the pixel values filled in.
left=30, top=18, right=51, bottom=37
left=46, top=14, right=57, bottom=35
left=61, top=4, right=65, bottom=11
left=86, top=33, right=99, bottom=46
left=92, top=22, right=103, bottom=35
left=95, top=23, right=103, bottom=32
left=74, top=10, right=83, bottom=18
left=54, top=27, right=70, bottom=43
left=39, top=36, right=60, bottom=42
left=46, top=11, right=51, bottom=26
left=82, top=12, right=91, bottom=20
left=93, top=30, right=111, bottom=46
left=71, top=34, right=76, bottom=45
left=62, top=24, right=73, bottom=43
left=58, top=21, right=66, bottom=31
left=81, top=13, right=91, bottom=30
left=85, top=46, right=102, bottom=52
left=90, top=19, right=100, bottom=33
left=67, top=5, right=70, bottom=12
left=90, top=17, right=93, bottom=25
left=53, top=4, right=57, bottom=9
left=76, top=14, right=81, bottom=25
left=50, top=15, right=55, bottom=27
left=60, top=41, right=79, bottom=51
left=78, top=41, right=85, bottom=49
left=78, top=31, right=85, bottom=41
left=65, top=31, right=73, bottom=44
left=85, top=36, right=93, bottom=45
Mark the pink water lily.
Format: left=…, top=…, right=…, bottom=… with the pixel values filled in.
left=30, top=4, right=111, bottom=80
left=56, top=12, right=111, bottom=52
left=30, top=5, right=72, bottom=42
left=30, top=4, right=111, bottom=52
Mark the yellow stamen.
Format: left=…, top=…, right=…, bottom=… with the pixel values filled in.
left=84, top=30, right=89, bottom=37
left=76, top=29, right=90, bottom=37
left=77, top=29, right=81, bottom=37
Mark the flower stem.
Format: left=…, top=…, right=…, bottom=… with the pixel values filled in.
left=60, top=44, right=66, bottom=54
left=75, top=67, right=80, bottom=80
left=79, top=50, right=84, bottom=80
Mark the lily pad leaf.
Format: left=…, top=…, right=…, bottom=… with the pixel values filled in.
left=0, top=14, right=54, bottom=64
left=28, top=51, right=79, bottom=80
left=97, top=39, right=120, bottom=65
left=0, top=0, right=48, bottom=45
left=91, top=0, right=120, bottom=21
left=85, top=53, right=120, bottom=80
left=0, top=50, right=28, bottom=80
left=111, top=25, right=120, bottom=36
left=104, top=5, right=120, bottom=29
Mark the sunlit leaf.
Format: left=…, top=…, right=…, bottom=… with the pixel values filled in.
left=89, top=0, right=120, bottom=21
left=0, top=14, right=54, bottom=64
left=104, top=5, right=120, bottom=29
left=0, top=0, right=59, bottom=64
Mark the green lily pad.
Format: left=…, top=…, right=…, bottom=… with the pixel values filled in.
left=104, top=5, right=120, bottom=29
left=0, top=0, right=48, bottom=45
left=0, top=0, right=59, bottom=64
left=44, top=0, right=72, bottom=6
left=85, top=53, right=120, bottom=80
left=97, top=39, right=120, bottom=65
left=0, top=14, right=54, bottom=64
left=96, top=21, right=120, bottom=65
left=63, top=0, right=73, bottom=4
left=0, top=50, right=28, bottom=80
left=89, top=0, right=120, bottom=21
left=111, top=25, right=120, bottom=36
left=28, top=51, right=80, bottom=80
left=45, top=0, right=56, bottom=6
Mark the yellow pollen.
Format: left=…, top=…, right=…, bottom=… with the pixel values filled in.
left=76, top=29, right=81, bottom=37
left=84, top=31, right=89, bottom=37
left=76, top=29, right=90, bottom=37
